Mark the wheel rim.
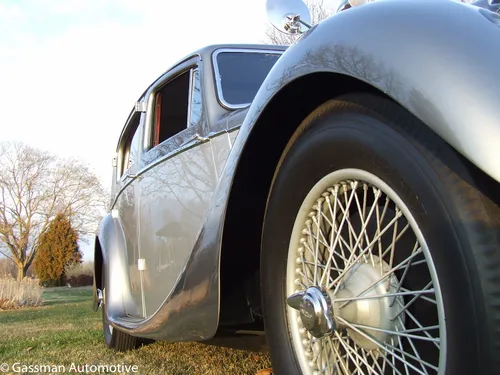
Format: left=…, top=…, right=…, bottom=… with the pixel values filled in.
left=285, top=168, right=446, bottom=375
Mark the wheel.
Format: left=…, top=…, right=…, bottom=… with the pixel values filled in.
left=101, top=265, right=140, bottom=352
left=261, top=94, right=500, bottom=375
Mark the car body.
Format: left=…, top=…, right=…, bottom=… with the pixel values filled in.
left=94, top=0, right=500, bottom=372
left=94, top=43, right=287, bottom=342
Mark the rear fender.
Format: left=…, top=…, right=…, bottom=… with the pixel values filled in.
left=93, top=212, right=137, bottom=318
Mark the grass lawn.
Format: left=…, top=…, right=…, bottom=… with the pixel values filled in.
left=0, top=287, right=271, bottom=375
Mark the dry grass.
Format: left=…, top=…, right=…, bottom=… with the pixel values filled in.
left=0, top=277, right=42, bottom=309
left=65, top=262, right=93, bottom=278
left=0, top=287, right=272, bottom=375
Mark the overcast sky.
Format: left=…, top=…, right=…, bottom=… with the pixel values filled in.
left=0, top=0, right=337, bottom=261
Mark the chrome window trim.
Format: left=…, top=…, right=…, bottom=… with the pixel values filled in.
left=143, top=55, right=202, bottom=151
left=117, top=111, right=144, bottom=182
left=187, top=68, right=194, bottom=128
left=188, top=67, right=202, bottom=128
left=211, top=48, right=284, bottom=110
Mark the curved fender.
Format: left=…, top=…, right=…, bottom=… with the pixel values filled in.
left=247, top=0, right=500, bottom=182
left=94, top=211, right=137, bottom=319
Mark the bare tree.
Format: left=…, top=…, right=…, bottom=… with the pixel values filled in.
left=0, top=142, right=107, bottom=280
left=0, top=258, right=15, bottom=278
left=264, top=0, right=330, bottom=46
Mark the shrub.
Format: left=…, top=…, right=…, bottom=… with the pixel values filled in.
left=33, top=213, right=82, bottom=286
left=65, top=262, right=94, bottom=287
left=0, top=277, right=43, bottom=309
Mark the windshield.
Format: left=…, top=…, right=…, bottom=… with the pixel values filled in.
left=214, top=50, right=283, bottom=108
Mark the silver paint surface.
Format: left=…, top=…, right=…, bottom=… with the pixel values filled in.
left=96, top=0, right=500, bottom=342
left=257, top=0, right=500, bottom=182
left=138, top=135, right=231, bottom=317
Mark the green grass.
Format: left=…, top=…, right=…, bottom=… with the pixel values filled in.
left=0, top=287, right=271, bottom=375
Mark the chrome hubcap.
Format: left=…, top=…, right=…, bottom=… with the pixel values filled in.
left=287, top=256, right=405, bottom=350
left=286, top=169, right=445, bottom=375
left=287, top=286, right=336, bottom=339
left=97, top=288, right=104, bottom=309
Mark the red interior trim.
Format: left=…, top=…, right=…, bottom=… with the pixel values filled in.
left=154, top=93, right=162, bottom=146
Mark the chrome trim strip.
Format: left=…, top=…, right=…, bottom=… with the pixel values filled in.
left=110, top=136, right=211, bottom=209
left=211, top=48, right=284, bottom=110
left=187, top=68, right=195, bottom=128
left=227, top=126, right=240, bottom=134
left=207, top=128, right=229, bottom=138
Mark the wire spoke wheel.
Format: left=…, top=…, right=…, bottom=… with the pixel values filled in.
left=285, top=169, right=446, bottom=375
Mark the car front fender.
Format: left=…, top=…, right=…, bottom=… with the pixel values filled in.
left=212, top=0, right=500, bottom=336
left=244, top=0, right=500, bottom=182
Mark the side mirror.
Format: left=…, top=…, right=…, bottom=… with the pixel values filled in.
left=266, top=0, right=312, bottom=35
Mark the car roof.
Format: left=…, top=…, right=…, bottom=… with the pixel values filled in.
left=157, top=44, right=288, bottom=86
left=137, top=44, right=287, bottom=103
left=117, top=44, right=287, bottom=150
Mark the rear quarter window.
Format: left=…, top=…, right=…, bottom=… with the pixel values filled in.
left=214, top=51, right=282, bottom=108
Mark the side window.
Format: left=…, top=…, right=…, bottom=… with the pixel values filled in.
left=151, top=66, right=203, bottom=147
left=120, top=112, right=142, bottom=178
left=152, top=71, right=190, bottom=147
left=189, top=68, right=202, bottom=127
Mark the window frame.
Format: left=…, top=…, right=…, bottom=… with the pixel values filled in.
left=211, top=48, right=284, bottom=110
left=116, top=109, right=143, bottom=181
left=188, top=67, right=202, bottom=128
left=142, top=55, right=203, bottom=153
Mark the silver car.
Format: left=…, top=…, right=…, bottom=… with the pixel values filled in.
left=93, top=0, right=500, bottom=373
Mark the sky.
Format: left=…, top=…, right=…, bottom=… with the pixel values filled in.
left=0, top=0, right=338, bottom=261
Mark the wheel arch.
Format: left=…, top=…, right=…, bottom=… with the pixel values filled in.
left=217, top=0, right=500, bottom=325
left=92, top=236, right=104, bottom=312
left=218, top=72, right=385, bottom=325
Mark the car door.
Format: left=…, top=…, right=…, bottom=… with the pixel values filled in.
left=135, top=58, right=220, bottom=318
left=112, top=108, right=145, bottom=317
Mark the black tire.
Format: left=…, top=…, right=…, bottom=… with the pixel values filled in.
left=101, top=266, right=140, bottom=352
left=261, top=94, right=500, bottom=375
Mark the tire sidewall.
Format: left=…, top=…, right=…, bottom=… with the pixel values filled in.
left=261, top=107, right=478, bottom=375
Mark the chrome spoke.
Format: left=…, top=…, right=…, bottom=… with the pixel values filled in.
left=329, top=211, right=404, bottom=291
left=397, top=315, right=430, bottom=375
left=347, top=322, right=440, bottom=343
left=396, top=299, right=440, bottom=350
left=321, top=184, right=359, bottom=283
left=392, top=281, right=434, bottom=321
left=286, top=171, right=444, bottom=375
left=335, top=330, right=378, bottom=374
left=390, top=240, right=419, bottom=306
left=401, top=286, right=437, bottom=305
left=338, top=316, right=437, bottom=374
left=333, top=289, right=435, bottom=303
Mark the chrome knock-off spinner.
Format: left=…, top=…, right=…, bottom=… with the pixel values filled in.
left=287, top=256, right=405, bottom=350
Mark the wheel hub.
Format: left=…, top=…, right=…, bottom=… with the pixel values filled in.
left=287, top=257, right=405, bottom=350
left=287, top=286, right=336, bottom=338
left=97, top=288, right=104, bottom=309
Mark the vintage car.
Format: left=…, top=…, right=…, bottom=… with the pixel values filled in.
left=93, top=0, right=500, bottom=373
